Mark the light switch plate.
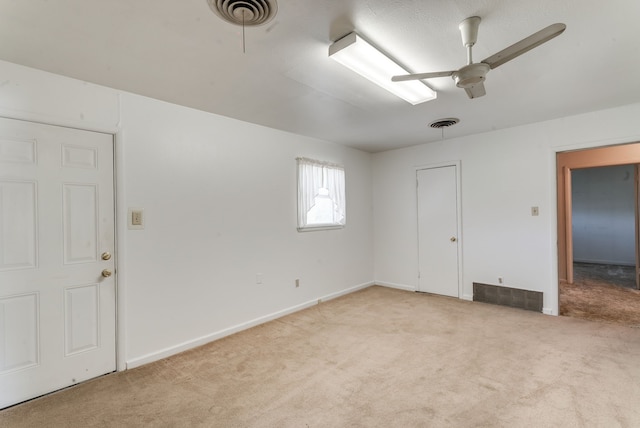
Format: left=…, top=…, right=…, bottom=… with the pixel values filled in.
left=128, top=208, right=144, bottom=230
left=531, top=206, right=539, bottom=216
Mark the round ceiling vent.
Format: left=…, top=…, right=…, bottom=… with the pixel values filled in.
left=429, top=118, right=460, bottom=129
left=207, top=0, right=278, bottom=26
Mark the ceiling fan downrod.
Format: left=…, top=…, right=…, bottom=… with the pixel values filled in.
left=459, top=16, right=481, bottom=65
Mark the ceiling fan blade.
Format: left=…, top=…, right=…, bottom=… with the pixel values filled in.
left=464, top=82, right=486, bottom=99
left=481, top=23, right=566, bottom=69
left=392, top=70, right=454, bottom=82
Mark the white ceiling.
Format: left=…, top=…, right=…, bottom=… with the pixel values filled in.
left=1, top=0, right=639, bottom=152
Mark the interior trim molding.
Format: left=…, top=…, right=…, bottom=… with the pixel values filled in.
left=126, top=281, right=374, bottom=369
left=375, top=281, right=416, bottom=292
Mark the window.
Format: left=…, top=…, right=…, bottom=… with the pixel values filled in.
left=297, top=157, right=346, bottom=231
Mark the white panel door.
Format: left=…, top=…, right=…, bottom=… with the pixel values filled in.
left=417, top=166, right=460, bottom=297
left=0, top=117, right=115, bottom=408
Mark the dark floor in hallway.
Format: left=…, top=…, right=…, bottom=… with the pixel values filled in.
left=560, top=262, right=640, bottom=327
left=575, top=262, right=636, bottom=289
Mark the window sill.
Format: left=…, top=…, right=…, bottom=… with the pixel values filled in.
left=297, top=224, right=345, bottom=232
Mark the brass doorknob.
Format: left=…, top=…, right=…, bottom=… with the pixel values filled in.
left=101, top=269, right=112, bottom=278
left=450, top=237, right=457, bottom=242
left=101, top=252, right=112, bottom=261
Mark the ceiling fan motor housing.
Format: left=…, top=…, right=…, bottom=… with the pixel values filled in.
left=452, top=63, right=490, bottom=88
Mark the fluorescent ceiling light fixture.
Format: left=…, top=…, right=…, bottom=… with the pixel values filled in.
left=329, top=32, right=437, bottom=105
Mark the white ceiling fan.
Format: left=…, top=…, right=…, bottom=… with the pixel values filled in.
left=392, top=17, right=566, bottom=99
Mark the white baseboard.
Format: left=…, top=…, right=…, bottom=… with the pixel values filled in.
left=318, top=281, right=374, bottom=303
left=574, top=258, right=634, bottom=266
left=126, top=281, right=375, bottom=369
left=375, top=281, right=416, bottom=292
left=378, top=282, right=472, bottom=302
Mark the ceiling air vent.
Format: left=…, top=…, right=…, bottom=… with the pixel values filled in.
left=207, top=0, right=278, bottom=26
left=429, top=118, right=460, bottom=129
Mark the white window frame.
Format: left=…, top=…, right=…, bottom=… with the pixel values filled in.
left=296, top=157, right=346, bottom=232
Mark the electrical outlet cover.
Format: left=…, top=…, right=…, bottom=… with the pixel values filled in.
left=128, top=208, right=144, bottom=230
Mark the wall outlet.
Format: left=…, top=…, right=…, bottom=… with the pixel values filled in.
left=295, top=279, right=300, bottom=288
left=132, top=210, right=143, bottom=226
left=127, top=208, right=144, bottom=230
left=256, top=273, right=263, bottom=284
left=498, top=277, right=503, bottom=284
left=531, top=206, right=539, bottom=216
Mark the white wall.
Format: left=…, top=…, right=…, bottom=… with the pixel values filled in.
left=120, top=94, right=374, bottom=365
left=0, top=60, right=374, bottom=368
left=5, top=56, right=640, bottom=368
left=373, top=103, right=640, bottom=314
left=572, top=165, right=635, bottom=265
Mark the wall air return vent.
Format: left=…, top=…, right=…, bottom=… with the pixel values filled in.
left=473, top=282, right=543, bottom=313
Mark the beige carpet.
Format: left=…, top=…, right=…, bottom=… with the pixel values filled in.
left=2, top=286, right=640, bottom=427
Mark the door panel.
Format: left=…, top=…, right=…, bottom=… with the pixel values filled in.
left=64, top=283, right=101, bottom=356
left=417, top=166, right=460, bottom=297
left=63, top=184, right=99, bottom=264
left=0, top=180, right=37, bottom=270
left=0, top=117, right=116, bottom=409
left=0, top=293, right=39, bottom=374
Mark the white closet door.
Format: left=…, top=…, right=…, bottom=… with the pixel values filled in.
left=417, top=165, right=460, bottom=297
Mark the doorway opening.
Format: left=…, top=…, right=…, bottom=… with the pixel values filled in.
left=557, top=143, right=640, bottom=326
